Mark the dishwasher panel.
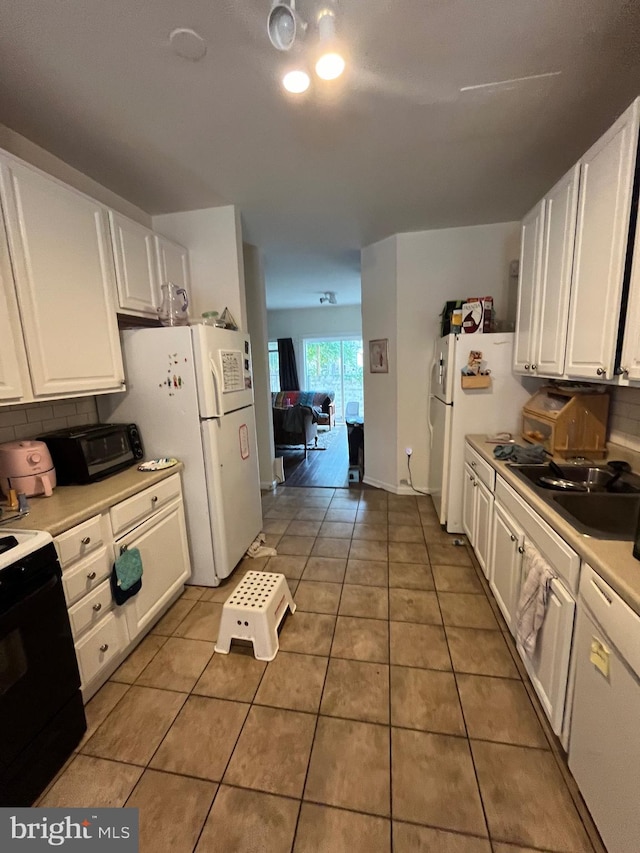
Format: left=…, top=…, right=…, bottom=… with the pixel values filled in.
left=568, top=594, right=640, bottom=853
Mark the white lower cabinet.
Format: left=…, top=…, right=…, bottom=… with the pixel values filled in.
left=488, top=501, right=524, bottom=633
left=462, top=445, right=495, bottom=577
left=55, top=473, right=191, bottom=701
left=114, top=497, right=190, bottom=640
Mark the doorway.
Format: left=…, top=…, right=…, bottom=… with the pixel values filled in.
left=303, top=337, right=364, bottom=422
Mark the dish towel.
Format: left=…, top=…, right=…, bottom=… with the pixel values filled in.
left=515, top=543, right=556, bottom=656
left=493, top=443, right=548, bottom=464
left=111, top=547, right=143, bottom=605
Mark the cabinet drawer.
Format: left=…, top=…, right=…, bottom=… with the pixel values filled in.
left=75, top=611, right=127, bottom=688
left=464, top=444, right=495, bottom=491
left=55, top=515, right=104, bottom=567
left=62, top=545, right=112, bottom=606
left=67, top=577, right=113, bottom=640
left=496, top=476, right=580, bottom=592
left=110, top=473, right=181, bottom=537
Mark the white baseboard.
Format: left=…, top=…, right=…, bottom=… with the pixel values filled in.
left=362, top=475, right=431, bottom=496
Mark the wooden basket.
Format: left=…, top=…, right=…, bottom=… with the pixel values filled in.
left=461, top=374, right=491, bottom=389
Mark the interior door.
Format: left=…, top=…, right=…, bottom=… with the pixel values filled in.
left=201, top=406, right=263, bottom=580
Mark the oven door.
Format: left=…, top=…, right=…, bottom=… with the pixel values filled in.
left=0, top=568, right=81, bottom=771
left=80, top=428, right=134, bottom=480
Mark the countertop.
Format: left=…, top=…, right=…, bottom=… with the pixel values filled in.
left=467, top=435, right=640, bottom=618
left=0, top=462, right=184, bottom=537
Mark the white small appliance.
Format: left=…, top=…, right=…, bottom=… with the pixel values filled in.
left=0, top=440, right=57, bottom=497
left=427, top=333, right=533, bottom=532
left=98, top=325, right=263, bottom=587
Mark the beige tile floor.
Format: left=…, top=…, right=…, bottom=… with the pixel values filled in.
left=39, top=486, right=606, bottom=853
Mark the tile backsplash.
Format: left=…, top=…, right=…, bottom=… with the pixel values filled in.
left=0, top=397, right=98, bottom=444
left=608, top=386, right=640, bottom=451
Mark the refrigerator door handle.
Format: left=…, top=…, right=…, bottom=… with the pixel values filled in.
left=209, top=356, right=223, bottom=417
left=427, top=394, right=435, bottom=446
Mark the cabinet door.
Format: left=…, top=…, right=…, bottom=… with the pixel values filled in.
left=535, top=164, right=580, bottom=377
left=619, top=212, right=640, bottom=380
left=155, top=234, right=190, bottom=292
left=109, top=211, right=160, bottom=316
left=489, top=501, right=524, bottom=634
left=474, top=479, right=493, bottom=578
left=513, top=200, right=544, bottom=374
left=0, top=160, right=125, bottom=396
left=0, top=218, right=27, bottom=401
left=518, top=570, right=575, bottom=736
left=116, top=498, right=191, bottom=640
left=566, top=98, right=640, bottom=380
left=462, top=464, right=476, bottom=543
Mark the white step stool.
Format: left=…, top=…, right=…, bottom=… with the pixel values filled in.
left=215, top=571, right=296, bottom=661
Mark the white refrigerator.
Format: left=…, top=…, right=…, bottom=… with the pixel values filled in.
left=98, top=325, right=263, bottom=586
left=428, top=333, right=533, bottom=533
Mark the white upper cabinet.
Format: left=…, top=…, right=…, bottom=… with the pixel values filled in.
left=108, top=211, right=160, bottom=317
left=620, top=214, right=640, bottom=381
left=0, top=220, right=28, bottom=401
left=514, top=164, right=580, bottom=379
left=0, top=158, right=125, bottom=397
left=536, top=164, right=581, bottom=376
left=514, top=200, right=544, bottom=374
left=155, top=234, right=190, bottom=293
left=565, top=98, right=640, bottom=380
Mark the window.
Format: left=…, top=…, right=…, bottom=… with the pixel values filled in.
left=268, top=341, right=280, bottom=392
left=303, top=337, right=364, bottom=421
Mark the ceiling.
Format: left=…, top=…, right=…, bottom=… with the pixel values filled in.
left=1, top=1, right=639, bottom=309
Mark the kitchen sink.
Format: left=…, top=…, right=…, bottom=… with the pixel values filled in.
left=508, top=464, right=640, bottom=495
left=507, top=463, right=640, bottom=539
left=550, top=493, right=640, bottom=540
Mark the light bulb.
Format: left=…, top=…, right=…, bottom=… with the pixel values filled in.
left=282, top=69, right=310, bottom=93
left=315, top=52, right=345, bottom=80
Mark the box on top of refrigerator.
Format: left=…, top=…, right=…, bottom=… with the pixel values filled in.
left=461, top=297, right=493, bottom=333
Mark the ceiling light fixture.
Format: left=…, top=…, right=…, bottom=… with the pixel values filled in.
left=320, top=291, right=337, bottom=304
left=282, top=69, right=310, bottom=94
left=267, top=0, right=307, bottom=51
left=315, top=7, right=345, bottom=80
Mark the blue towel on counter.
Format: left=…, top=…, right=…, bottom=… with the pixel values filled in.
left=493, top=443, right=548, bottom=464
left=111, top=547, right=143, bottom=605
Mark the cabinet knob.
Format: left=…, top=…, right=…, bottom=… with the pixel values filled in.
left=87, top=571, right=97, bottom=580
left=93, top=603, right=102, bottom=612
left=470, top=461, right=476, bottom=468
left=510, top=534, right=517, bottom=542
left=524, top=364, right=530, bottom=370
left=82, top=536, right=91, bottom=545
left=622, top=366, right=630, bottom=376
left=473, top=481, right=478, bottom=488
left=531, top=364, right=537, bottom=371
left=596, top=367, right=606, bottom=376
left=151, top=496, right=158, bottom=503
left=518, top=546, right=525, bottom=554
left=99, top=643, right=109, bottom=652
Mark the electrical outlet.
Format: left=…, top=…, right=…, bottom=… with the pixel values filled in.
left=405, top=447, right=413, bottom=456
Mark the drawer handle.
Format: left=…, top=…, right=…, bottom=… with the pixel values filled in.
left=151, top=496, right=158, bottom=503
left=93, top=603, right=102, bottom=612
left=99, top=643, right=109, bottom=652
left=518, top=546, right=525, bottom=554
left=470, top=461, right=477, bottom=468
left=510, top=534, right=517, bottom=542
left=87, top=571, right=97, bottom=580
left=82, top=537, right=91, bottom=545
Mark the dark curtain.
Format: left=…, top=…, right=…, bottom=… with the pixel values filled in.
left=278, top=338, right=299, bottom=390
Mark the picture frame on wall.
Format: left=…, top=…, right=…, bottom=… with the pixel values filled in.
left=369, top=338, right=389, bottom=373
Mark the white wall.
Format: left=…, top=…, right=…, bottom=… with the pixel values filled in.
left=267, top=306, right=362, bottom=386
left=0, top=123, right=151, bottom=227
left=153, top=206, right=247, bottom=331
left=395, top=222, right=520, bottom=491
left=244, top=243, right=276, bottom=489
left=362, top=223, right=520, bottom=493
left=361, top=236, right=398, bottom=491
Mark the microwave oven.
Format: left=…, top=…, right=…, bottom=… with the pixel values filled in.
left=38, top=423, right=144, bottom=485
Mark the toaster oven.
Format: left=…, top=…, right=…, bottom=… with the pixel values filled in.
left=38, top=423, right=144, bottom=485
